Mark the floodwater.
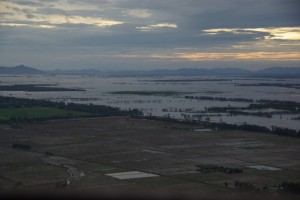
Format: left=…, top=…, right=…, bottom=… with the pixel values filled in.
left=1, top=74, right=300, bottom=130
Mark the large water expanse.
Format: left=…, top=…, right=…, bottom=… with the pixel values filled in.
left=1, top=74, right=300, bottom=130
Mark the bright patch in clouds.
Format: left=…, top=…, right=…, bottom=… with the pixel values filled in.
left=203, top=27, right=300, bottom=41
left=148, top=52, right=300, bottom=61
left=63, top=16, right=124, bottom=27
left=0, top=1, right=124, bottom=28
left=0, top=23, right=55, bottom=29
left=125, top=9, right=152, bottom=18
left=137, top=23, right=178, bottom=31
left=0, top=14, right=124, bottom=28
left=95, top=52, right=300, bottom=61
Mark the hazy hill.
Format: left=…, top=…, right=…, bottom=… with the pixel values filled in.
left=49, top=67, right=300, bottom=77
left=91, top=67, right=251, bottom=76
left=0, top=65, right=45, bottom=74
left=1, top=65, right=300, bottom=77
left=50, top=68, right=103, bottom=75
left=256, top=67, right=300, bottom=77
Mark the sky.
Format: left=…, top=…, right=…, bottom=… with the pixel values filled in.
left=0, top=0, right=300, bottom=70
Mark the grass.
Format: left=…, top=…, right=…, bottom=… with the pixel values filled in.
left=0, top=107, right=91, bottom=121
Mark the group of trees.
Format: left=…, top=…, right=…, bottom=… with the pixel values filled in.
left=234, top=181, right=269, bottom=193
left=250, top=100, right=300, bottom=113
left=12, top=143, right=31, bottom=151
left=185, top=96, right=254, bottom=103
left=196, top=165, right=243, bottom=174
left=141, top=115, right=300, bottom=138
left=234, top=181, right=300, bottom=195
left=0, top=84, right=84, bottom=92
left=202, top=122, right=300, bottom=137
left=271, top=126, right=300, bottom=137
left=237, top=83, right=300, bottom=90
left=228, top=110, right=272, bottom=118
left=278, top=182, right=300, bottom=194
left=185, top=96, right=300, bottom=118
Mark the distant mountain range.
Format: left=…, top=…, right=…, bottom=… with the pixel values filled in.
left=1, top=65, right=300, bottom=77
left=0, top=65, right=45, bottom=74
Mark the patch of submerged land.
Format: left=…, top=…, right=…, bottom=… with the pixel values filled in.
left=184, top=96, right=300, bottom=124
left=236, top=83, right=300, bottom=90
left=111, top=91, right=192, bottom=96
left=0, top=84, right=85, bottom=92
left=140, top=79, right=231, bottom=82
left=0, top=117, right=299, bottom=197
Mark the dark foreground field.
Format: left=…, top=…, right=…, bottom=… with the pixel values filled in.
left=0, top=117, right=299, bottom=199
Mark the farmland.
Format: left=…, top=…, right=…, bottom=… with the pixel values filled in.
left=0, top=117, right=299, bottom=198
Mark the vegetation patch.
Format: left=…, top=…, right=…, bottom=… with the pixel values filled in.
left=141, top=79, right=230, bottom=82
left=0, top=107, right=90, bottom=122
left=278, top=181, right=300, bottom=194
left=0, top=84, right=84, bottom=92
left=12, top=143, right=31, bottom=151
left=185, top=95, right=254, bottom=102
left=236, top=83, right=300, bottom=90
left=111, top=91, right=190, bottom=96
left=234, top=181, right=269, bottom=193
left=196, top=164, right=243, bottom=174
left=139, top=115, right=300, bottom=137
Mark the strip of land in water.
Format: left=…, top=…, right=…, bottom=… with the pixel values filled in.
left=111, top=91, right=191, bottom=96
left=0, top=84, right=85, bottom=91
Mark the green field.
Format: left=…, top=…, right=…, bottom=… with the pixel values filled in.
left=0, top=107, right=91, bottom=120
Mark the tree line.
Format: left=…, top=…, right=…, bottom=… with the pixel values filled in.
left=140, top=116, right=300, bottom=138
left=185, top=96, right=254, bottom=102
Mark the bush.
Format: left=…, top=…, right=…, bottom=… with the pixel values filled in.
left=12, top=143, right=31, bottom=150
left=196, top=165, right=243, bottom=174
left=278, top=182, right=300, bottom=194
left=45, top=152, right=55, bottom=156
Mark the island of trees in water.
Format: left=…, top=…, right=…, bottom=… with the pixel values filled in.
left=185, top=96, right=300, bottom=117
left=0, top=84, right=85, bottom=92
left=235, top=82, right=300, bottom=90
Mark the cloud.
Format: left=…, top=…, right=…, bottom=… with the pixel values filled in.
left=104, top=52, right=300, bottom=61
left=0, top=23, right=55, bottom=29
left=0, top=12, right=124, bottom=28
left=0, top=0, right=299, bottom=70
left=137, top=23, right=178, bottom=31
left=125, top=9, right=152, bottom=18
left=203, top=27, right=300, bottom=41
left=169, top=52, right=300, bottom=61
left=0, top=0, right=124, bottom=28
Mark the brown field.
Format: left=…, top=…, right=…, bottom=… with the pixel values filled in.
left=0, top=117, right=299, bottom=197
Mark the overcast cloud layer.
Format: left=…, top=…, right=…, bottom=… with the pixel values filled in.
left=0, top=0, right=299, bottom=70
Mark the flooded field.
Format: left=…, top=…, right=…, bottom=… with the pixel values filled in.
left=1, top=74, right=300, bottom=130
